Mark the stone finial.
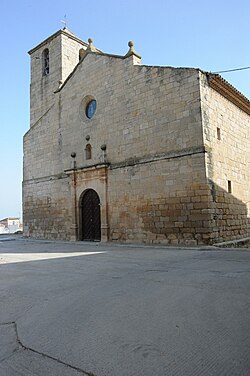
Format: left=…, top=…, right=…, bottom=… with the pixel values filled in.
left=58, top=80, right=63, bottom=89
left=101, top=144, right=107, bottom=151
left=86, top=37, right=98, bottom=53
left=124, top=41, right=141, bottom=59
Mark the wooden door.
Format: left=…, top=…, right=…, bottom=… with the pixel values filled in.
left=81, top=189, right=101, bottom=241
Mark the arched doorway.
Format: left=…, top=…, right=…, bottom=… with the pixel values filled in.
left=80, top=189, right=101, bottom=241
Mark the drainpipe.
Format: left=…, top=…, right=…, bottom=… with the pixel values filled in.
left=101, top=144, right=109, bottom=241
left=71, top=152, right=78, bottom=240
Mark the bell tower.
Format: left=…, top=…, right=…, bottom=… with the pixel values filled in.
left=28, top=28, right=88, bottom=128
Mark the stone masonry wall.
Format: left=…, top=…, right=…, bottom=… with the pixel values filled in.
left=200, top=72, right=250, bottom=243
left=23, top=102, right=63, bottom=181
left=23, top=177, right=71, bottom=240
left=108, top=153, right=211, bottom=245
left=61, top=33, right=86, bottom=82
left=24, top=48, right=210, bottom=243
left=30, top=36, right=62, bottom=128
left=27, top=35, right=247, bottom=244
left=30, top=32, right=86, bottom=128
left=57, top=53, right=204, bottom=170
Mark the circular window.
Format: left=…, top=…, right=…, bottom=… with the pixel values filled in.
left=79, top=95, right=97, bottom=121
left=86, top=99, right=97, bottom=119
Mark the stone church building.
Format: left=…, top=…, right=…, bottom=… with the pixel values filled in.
left=23, top=28, right=250, bottom=245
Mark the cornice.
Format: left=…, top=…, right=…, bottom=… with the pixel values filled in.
left=207, top=73, right=250, bottom=116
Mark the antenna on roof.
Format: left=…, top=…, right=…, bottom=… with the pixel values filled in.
left=61, top=14, right=67, bottom=29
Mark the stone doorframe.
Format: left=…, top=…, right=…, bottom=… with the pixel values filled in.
left=65, top=163, right=109, bottom=242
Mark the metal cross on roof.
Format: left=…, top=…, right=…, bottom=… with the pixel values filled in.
left=61, top=14, right=67, bottom=29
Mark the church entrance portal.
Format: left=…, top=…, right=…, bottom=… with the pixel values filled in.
left=80, top=189, right=101, bottom=241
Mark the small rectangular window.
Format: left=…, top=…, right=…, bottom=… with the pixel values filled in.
left=217, top=127, right=221, bottom=140
left=228, top=180, right=232, bottom=193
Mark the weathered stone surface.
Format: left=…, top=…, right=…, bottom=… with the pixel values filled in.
left=23, top=30, right=250, bottom=245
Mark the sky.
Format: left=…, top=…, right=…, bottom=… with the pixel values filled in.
left=0, top=0, right=249, bottom=220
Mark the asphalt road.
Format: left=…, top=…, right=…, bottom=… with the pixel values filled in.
left=0, top=237, right=249, bottom=375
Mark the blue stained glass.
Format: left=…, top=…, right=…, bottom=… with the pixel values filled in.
left=86, top=99, right=97, bottom=119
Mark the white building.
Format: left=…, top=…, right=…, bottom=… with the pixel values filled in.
left=0, top=218, right=22, bottom=234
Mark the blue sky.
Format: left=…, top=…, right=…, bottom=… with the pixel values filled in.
left=1, top=0, right=249, bottom=220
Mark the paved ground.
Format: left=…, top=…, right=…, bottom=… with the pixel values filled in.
left=0, top=236, right=249, bottom=376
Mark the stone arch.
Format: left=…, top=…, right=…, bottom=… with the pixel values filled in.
left=79, top=48, right=85, bottom=61
left=85, top=144, right=92, bottom=160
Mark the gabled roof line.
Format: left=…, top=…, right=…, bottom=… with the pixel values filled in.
left=54, top=55, right=202, bottom=94
left=28, top=28, right=88, bottom=55
left=53, top=46, right=250, bottom=115
left=54, top=50, right=128, bottom=93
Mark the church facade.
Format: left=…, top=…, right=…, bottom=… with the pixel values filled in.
left=23, top=28, right=250, bottom=245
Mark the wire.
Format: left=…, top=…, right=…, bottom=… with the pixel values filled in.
left=213, top=66, right=250, bottom=74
